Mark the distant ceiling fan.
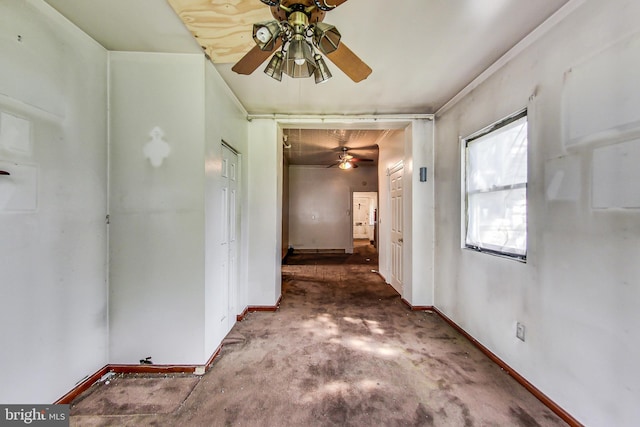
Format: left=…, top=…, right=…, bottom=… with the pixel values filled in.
left=231, top=0, right=372, bottom=83
left=328, top=147, right=374, bottom=169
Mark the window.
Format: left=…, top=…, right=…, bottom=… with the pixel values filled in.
left=463, top=109, right=528, bottom=261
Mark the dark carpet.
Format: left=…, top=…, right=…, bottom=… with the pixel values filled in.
left=70, top=243, right=566, bottom=426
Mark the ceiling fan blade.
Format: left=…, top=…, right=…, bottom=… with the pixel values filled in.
left=346, top=144, right=379, bottom=151
left=351, top=158, right=374, bottom=162
left=232, top=40, right=282, bottom=75
left=325, top=42, right=372, bottom=83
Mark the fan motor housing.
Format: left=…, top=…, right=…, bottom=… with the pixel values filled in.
left=271, top=1, right=326, bottom=23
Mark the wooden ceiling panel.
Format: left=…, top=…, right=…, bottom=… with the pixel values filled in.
left=167, top=0, right=272, bottom=63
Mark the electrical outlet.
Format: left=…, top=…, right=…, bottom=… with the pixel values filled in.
left=516, top=322, right=526, bottom=341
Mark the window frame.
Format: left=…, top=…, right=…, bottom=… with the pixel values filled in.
left=461, top=108, right=528, bottom=262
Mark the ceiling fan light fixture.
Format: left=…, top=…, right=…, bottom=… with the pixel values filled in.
left=284, top=36, right=316, bottom=78
left=338, top=160, right=353, bottom=170
left=313, top=23, right=341, bottom=55
left=253, top=21, right=281, bottom=51
left=313, top=54, right=332, bottom=84
left=264, top=51, right=284, bottom=81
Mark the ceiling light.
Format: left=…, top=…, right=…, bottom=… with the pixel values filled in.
left=338, top=160, right=352, bottom=170
left=245, top=3, right=345, bottom=83
left=253, top=21, right=281, bottom=51
left=284, top=35, right=316, bottom=78
left=313, top=23, right=341, bottom=55
left=264, top=51, right=284, bottom=81
left=313, top=54, right=332, bottom=84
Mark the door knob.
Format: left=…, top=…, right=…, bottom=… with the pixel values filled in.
left=398, top=238, right=403, bottom=243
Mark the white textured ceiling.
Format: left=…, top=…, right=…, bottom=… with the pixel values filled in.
left=42, top=0, right=569, bottom=163
left=43, top=0, right=570, bottom=115
left=43, top=0, right=202, bottom=54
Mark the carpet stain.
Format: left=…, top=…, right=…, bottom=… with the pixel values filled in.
left=313, top=395, right=349, bottom=425
left=413, top=403, right=435, bottom=426
left=448, top=395, right=474, bottom=427
left=437, top=378, right=452, bottom=391
left=223, top=404, right=240, bottom=426
left=432, top=334, right=458, bottom=341
left=510, top=406, right=543, bottom=427
left=262, top=357, right=275, bottom=369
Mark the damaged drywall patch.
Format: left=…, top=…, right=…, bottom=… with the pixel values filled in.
left=143, top=126, right=170, bottom=167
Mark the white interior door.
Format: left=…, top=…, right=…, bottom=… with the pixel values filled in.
left=221, top=145, right=239, bottom=332
left=390, top=168, right=403, bottom=294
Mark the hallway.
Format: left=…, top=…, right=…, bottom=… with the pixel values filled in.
left=70, top=244, right=565, bottom=426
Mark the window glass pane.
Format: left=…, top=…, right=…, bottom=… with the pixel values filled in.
left=467, top=117, right=528, bottom=192
left=464, top=112, right=527, bottom=260
left=466, top=187, right=527, bottom=256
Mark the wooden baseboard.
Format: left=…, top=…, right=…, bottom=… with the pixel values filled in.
left=54, top=344, right=223, bottom=405
left=432, top=307, right=583, bottom=427
left=108, top=364, right=198, bottom=375
left=294, top=249, right=345, bottom=254
left=204, top=345, right=222, bottom=370
left=54, top=366, right=110, bottom=405
left=236, top=307, right=249, bottom=322
left=237, top=295, right=282, bottom=321
left=401, top=298, right=434, bottom=312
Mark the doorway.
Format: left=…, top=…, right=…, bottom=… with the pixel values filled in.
left=352, top=192, right=377, bottom=248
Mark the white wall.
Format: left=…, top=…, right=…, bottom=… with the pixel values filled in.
left=246, top=119, right=281, bottom=306
left=109, top=53, right=249, bottom=365
left=288, top=165, right=378, bottom=251
left=0, top=0, right=108, bottom=403
left=109, top=52, right=207, bottom=365
left=434, top=1, right=640, bottom=425
left=377, top=121, right=435, bottom=306
left=404, top=120, right=435, bottom=306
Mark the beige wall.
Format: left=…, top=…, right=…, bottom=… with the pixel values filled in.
left=288, top=165, right=378, bottom=252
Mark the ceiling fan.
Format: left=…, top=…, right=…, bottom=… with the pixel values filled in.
left=328, top=147, right=374, bottom=169
left=233, top=0, right=372, bottom=83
